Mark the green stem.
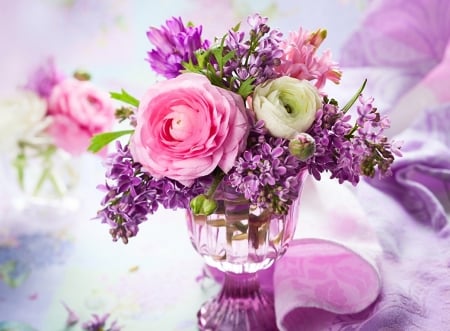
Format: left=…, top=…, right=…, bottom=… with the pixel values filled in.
left=244, top=32, right=261, bottom=67
left=33, top=166, right=51, bottom=196
left=48, top=172, right=65, bottom=197
left=13, top=151, right=26, bottom=190
left=233, top=221, right=248, bottom=233
left=18, top=140, right=47, bottom=151
left=205, top=170, right=226, bottom=198
left=345, top=123, right=359, bottom=140
left=33, top=144, right=59, bottom=197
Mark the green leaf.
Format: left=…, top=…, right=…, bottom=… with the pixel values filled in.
left=182, top=60, right=198, bottom=73
left=88, top=130, right=134, bottom=153
left=231, top=22, right=241, bottom=32
left=211, top=46, right=225, bottom=70
left=110, top=89, right=139, bottom=107
left=341, top=79, right=367, bottom=113
left=182, top=59, right=203, bottom=74
left=196, top=50, right=210, bottom=69
left=182, top=49, right=211, bottom=75
left=222, top=50, right=236, bottom=64
left=237, top=77, right=255, bottom=98
left=210, top=34, right=231, bottom=74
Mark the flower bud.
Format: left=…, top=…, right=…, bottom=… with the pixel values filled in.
left=73, top=70, right=91, bottom=81
left=288, top=132, right=316, bottom=161
left=308, top=28, right=327, bottom=48
left=190, top=194, right=218, bottom=216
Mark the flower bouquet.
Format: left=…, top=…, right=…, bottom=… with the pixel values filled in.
left=0, top=59, right=115, bottom=202
left=90, top=13, right=400, bottom=330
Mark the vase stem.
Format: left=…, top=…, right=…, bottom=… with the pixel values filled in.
left=198, top=272, right=278, bottom=331
left=220, top=272, right=260, bottom=298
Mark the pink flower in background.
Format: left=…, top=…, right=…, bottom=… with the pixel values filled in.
left=130, top=73, right=249, bottom=186
left=276, top=28, right=342, bottom=90
left=47, top=78, right=115, bottom=155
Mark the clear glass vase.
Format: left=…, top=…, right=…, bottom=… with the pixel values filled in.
left=186, top=170, right=308, bottom=331
left=8, top=147, right=80, bottom=212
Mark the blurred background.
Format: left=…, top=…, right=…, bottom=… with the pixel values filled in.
left=1, top=0, right=450, bottom=330
left=0, top=0, right=365, bottom=96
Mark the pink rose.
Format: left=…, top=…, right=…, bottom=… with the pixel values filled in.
left=47, top=78, right=115, bottom=155
left=130, top=73, right=249, bottom=186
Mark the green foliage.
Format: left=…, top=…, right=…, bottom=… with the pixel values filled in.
left=237, top=78, right=256, bottom=98
left=88, top=130, right=134, bottom=153
left=110, top=89, right=140, bottom=107
left=182, top=31, right=257, bottom=100
left=342, top=79, right=367, bottom=113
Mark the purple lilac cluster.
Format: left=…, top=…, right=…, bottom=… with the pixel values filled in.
left=304, top=96, right=399, bottom=185
left=82, top=313, right=121, bottom=331
left=223, top=13, right=283, bottom=90
left=227, top=120, right=304, bottom=214
left=355, top=96, right=401, bottom=176
left=96, top=141, right=205, bottom=243
left=146, top=16, right=210, bottom=78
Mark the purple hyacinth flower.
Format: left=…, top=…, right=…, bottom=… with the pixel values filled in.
left=146, top=16, right=210, bottom=78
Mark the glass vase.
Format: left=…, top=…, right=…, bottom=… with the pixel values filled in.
left=3, top=144, right=81, bottom=213
left=186, top=170, right=308, bottom=331
left=8, top=147, right=80, bottom=212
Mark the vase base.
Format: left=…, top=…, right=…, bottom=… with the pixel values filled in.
left=197, top=273, right=278, bottom=331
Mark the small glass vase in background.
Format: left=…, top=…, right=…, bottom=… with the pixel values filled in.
left=7, top=143, right=80, bottom=214
left=186, top=170, right=308, bottom=331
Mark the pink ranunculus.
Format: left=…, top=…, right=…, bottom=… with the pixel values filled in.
left=130, top=73, right=250, bottom=186
left=47, top=78, right=115, bottom=155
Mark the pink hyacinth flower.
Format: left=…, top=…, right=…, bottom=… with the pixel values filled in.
left=276, top=28, right=342, bottom=90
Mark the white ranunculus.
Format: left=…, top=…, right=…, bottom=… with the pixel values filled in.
left=252, top=77, right=322, bottom=139
left=0, top=91, right=52, bottom=153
